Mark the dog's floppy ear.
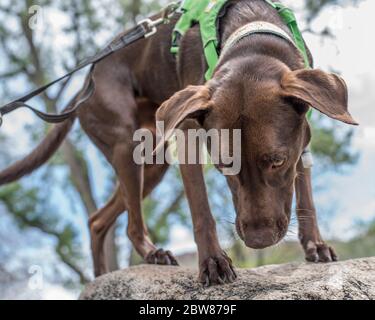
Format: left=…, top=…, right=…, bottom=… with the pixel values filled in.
left=154, top=85, right=213, bottom=152
left=280, top=69, right=358, bottom=125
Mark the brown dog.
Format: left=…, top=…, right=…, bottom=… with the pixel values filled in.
left=0, top=0, right=357, bottom=285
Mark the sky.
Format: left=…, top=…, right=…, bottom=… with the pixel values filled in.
left=1, top=0, right=375, bottom=299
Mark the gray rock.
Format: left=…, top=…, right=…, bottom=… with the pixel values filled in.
left=80, top=257, right=375, bottom=300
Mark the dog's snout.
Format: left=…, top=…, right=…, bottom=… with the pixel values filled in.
left=237, top=216, right=288, bottom=249
left=243, top=230, right=278, bottom=249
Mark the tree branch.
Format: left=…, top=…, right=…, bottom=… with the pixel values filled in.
left=61, top=140, right=98, bottom=214
left=148, top=189, right=185, bottom=243
left=0, top=68, right=27, bottom=79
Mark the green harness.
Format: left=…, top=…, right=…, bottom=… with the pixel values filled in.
left=171, top=0, right=310, bottom=80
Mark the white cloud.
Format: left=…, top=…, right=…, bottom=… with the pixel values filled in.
left=354, top=127, right=375, bottom=149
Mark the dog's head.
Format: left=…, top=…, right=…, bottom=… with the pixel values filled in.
left=156, top=59, right=357, bottom=250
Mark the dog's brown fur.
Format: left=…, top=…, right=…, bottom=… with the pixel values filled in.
left=0, top=0, right=357, bottom=285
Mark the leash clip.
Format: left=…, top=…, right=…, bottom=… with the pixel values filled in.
left=163, top=1, right=182, bottom=20
left=138, top=18, right=159, bottom=38
left=139, top=2, right=181, bottom=38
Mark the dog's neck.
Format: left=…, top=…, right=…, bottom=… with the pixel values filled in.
left=219, top=0, right=290, bottom=44
left=219, top=21, right=299, bottom=65
left=216, top=0, right=307, bottom=72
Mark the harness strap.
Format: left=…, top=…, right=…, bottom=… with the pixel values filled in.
left=264, top=0, right=310, bottom=68
left=0, top=73, right=95, bottom=124
left=266, top=0, right=313, bottom=167
left=171, top=0, right=229, bottom=80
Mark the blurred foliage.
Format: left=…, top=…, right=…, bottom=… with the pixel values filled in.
left=305, top=0, right=362, bottom=22
left=311, top=116, right=359, bottom=170
left=0, top=182, right=89, bottom=283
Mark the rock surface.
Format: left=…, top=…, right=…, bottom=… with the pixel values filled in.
left=80, top=257, right=375, bottom=300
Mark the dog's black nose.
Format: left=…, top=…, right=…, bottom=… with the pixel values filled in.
left=244, top=232, right=277, bottom=249
left=238, top=217, right=287, bottom=249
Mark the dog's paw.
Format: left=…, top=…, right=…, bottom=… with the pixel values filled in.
left=303, top=240, right=338, bottom=263
left=145, top=248, right=179, bottom=266
left=199, top=251, right=237, bottom=286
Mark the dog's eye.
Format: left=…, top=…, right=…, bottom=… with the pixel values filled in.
left=261, top=153, right=287, bottom=170
left=271, top=159, right=285, bottom=169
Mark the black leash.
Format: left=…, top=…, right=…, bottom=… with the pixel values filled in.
left=0, top=2, right=181, bottom=127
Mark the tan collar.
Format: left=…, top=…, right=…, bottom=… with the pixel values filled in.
left=219, top=21, right=296, bottom=63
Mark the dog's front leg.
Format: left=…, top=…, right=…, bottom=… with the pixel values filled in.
left=179, top=159, right=237, bottom=285
left=295, top=159, right=338, bottom=262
